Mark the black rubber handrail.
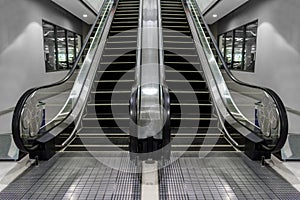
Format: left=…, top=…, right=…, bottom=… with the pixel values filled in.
left=12, top=1, right=115, bottom=153
left=162, top=86, right=171, bottom=149
left=129, top=88, right=139, bottom=155
left=186, top=0, right=288, bottom=152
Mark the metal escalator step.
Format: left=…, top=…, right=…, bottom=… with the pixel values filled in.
left=110, top=24, right=138, bottom=27
left=113, top=17, right=139, bottom=21
left=87, top=103, right=129, bottom=106
left=70, top=137, right=129, bottom=145
left=171, top=137, right=231, bottom=145
left=117, top=6, right=139, bottom=10
left=112, top=20, right=139, bottom=24
left=161, top=13, right=186, bottom=17
left=106, top=40, right=137, bottom=44
left=86, top=107, right=130, bottom=118
left=97, top=70, right=134, bottom=73
left=167, top=80, right=205, bottom=83
left=171, top=133, right=222, bottom=137
left=118, top=3, right=139, bottom=6
left=165, top=70, right=201, bottom=73
left=170, top=90, right=209, bottom=94
left=100, top=61, right=136, bottom=65
left=162, top=17, right=186, bottom=21
left=164, top=43, right=195, bottom=49
left=65, top=145, right=129, bottom=152
left=65, top=145, right=129, bottom=151
left=114, top=10, right=139, bottom=14
left=165, top=61, right=199, bottom=65
left=91, top=90, right=131, bottom=94
left=82, top=118, right=129, bottom=127
left=77, top=131, right=128, bottom=136
left=161, top=10, right=185, bottom=13
left=94, top=80, right=133, bottom=83
left=171, top=145, right=236, bottom=152
left=171, top=116, right=217, bottom=120
left=171, top=127, right=220, bottom=133
left=80, top=127, right=129, bottom=134
left=84, top=114, right=129, bottom=119
left=114, top=13, right=139, bottom=17
left=163, top=27, right=190, bottom=31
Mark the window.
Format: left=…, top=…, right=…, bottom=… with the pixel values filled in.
left=218, top=34, right=225, bottom=66
left=56, top=26, right=68, bottom=70
left=225, top=31, right=233, bottom=66
left=43, top=22, right=56, bottom=72
left=218, top=20, right=258, bottom=72
left=67, top=31, right=76, bottom=66
left=244, top=22, right=258, bottom=72
left=42, top=21, right=82, bottom=72
left=233, top=27, right=244, bottom=70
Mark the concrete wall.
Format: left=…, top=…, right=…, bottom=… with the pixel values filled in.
left=197, top=0, right=217, bottom=12
left=0, top=0, right=86, bottom=112
left=83, top=0, right=105, bottom=12
left=213, top=0, right=300, bottom=134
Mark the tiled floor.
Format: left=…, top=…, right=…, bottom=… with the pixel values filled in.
left=1, top=152, right=300, bottom=199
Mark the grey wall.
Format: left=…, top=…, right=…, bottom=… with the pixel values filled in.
left=0, top=0, right=87, bottom=111
left=213, top=0, right=300, bottom=133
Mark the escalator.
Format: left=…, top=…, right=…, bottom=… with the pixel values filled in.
left=161, top=0, right=235, bottom=152
left=64, top=0, right=139, bottom=152
left=11, top=0, right=288, bottom=161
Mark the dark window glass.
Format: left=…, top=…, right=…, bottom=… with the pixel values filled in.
left=233, top=27, right=244, bottom=70
left=75, top=34, right=82, bottom=57
left=218, top=34, right=225, bottom=67
left=56, top=27, right=67, bottom=70
left=244, top=22, right=258, bottom=72
left=42, top=20, right=82, bottom=72
left=75, top=34, right=83, bottom=67
left=43, top=22, right=56, bottom=72
left=225, top=31, right=233, bottom=67
left=218, top=20, right=258, bottom=72
left=219, top=34, right=225, bottom=56
left=67, top=31, right=76, bottom=67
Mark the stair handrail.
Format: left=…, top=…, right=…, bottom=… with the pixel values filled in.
left=185, top=0, right=288, bottom=152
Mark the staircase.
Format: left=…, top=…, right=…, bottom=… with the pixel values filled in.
left=64, top=0, right=140, bottom=151
left=161, top=0, right=235, bottom=152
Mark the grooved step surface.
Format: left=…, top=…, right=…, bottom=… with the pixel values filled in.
left=161, top=0, right=235, bottom=152
left=65, top=0, right=139, bottom=151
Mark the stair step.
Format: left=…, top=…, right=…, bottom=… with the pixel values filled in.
left=64, top=145, right=129, bottom=152
left=82, top=118, right=129, bottom=127
left=80, top=127, right=129, bottom=134
left=70, top=137, right=129, bottom=145
left=171, top=145, right=236, bottom=152
left=171, top=137, right=231, bottom=145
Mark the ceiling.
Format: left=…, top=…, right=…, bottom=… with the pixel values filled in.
left=52, top=0, right=97, bottom=24
left=204, top=0, right=249, bottom=24
left=51, top=0, right=249, bottom=25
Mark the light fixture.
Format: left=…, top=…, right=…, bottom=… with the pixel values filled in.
left=83, top=14, right=88, bottom=18
left=142, top=87, right=159, bottom=96
left=212, top=14, right=218, bottom=18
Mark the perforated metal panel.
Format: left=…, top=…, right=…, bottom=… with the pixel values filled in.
left=159, top=152, right=300, bottom=200
left=1, top=152, right=299, bottom=199
left=0, top=152, right=141, bottom=200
